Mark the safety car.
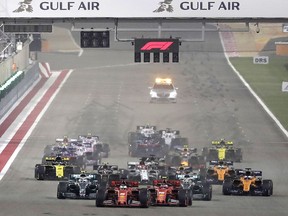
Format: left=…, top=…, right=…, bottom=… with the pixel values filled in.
left=149, top=78, right=178, bottom=103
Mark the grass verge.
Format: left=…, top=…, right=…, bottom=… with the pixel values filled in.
left=230, top=56, right=288, bottom=131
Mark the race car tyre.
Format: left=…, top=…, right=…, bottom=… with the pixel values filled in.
left=129, top=149, right=138, bottom=157
left=73, top=166, right=81, bottom=174
left=178, top=189, right=188, bottom=207
left=171, top=156, right=181, bottom=166
left=226, top=150, right=235, bottom=161
left=202, top=147, right=208, bottom=157
left=96, top=188, right=106, bottom=207
left=262, top=180, right=273, bottom=196
left=139, top=189, right=149, bottom=208
left=76, top=156, right=84, bottom=168
left=128, top=132, right=138, bottom=144
left=199, top=168, right=207, bottom=180
left=108, top=174, right=121, bottom=184
left=103, top=143, right=110, bottom=158
left=57, top=182, right=68, bottom=199
left=186, top=189, right=193, bottom=206
left=202, top=183, right=212, bottom=201
left=43, top=145, right=53, bottom=155
left=207, top=149, right=218, bottom=161
left=222, top=179, right=232, bottom=195
left=35, top=165, right=45, bottom=180
left=235, top=149, right=243, bottom=162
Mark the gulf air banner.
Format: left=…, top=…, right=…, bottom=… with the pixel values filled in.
left=0, top=0, right=287, bottom=18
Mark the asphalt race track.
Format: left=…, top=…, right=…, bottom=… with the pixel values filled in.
left=0, top=24, right=288, bottom=216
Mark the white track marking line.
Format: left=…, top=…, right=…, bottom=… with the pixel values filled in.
left=0, top=70, right=73, bottom=181
left=66, top=28, right=83, bottom=57
left=219, top=33, right=288, bottom=138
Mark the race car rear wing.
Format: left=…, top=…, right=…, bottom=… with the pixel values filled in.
left=110, top=180, right=139, bottom=187
left=93, top=164, right=118, bottom=171
left=137, top=125, right=157, bottom=131
left=78, top=135, right=100, bottom=141
left=175, top=147, right=197, bottom=154
left=159, top=129, right=180, bottom=135
left=212, top=140, right=233, bottom=145
left=69, top=173, right=99, bottom=181
left=153, top=179, right=181, bottom=187
left=209, top=160, right=233, bottom=166
left=236, top=169, right=262, bottom=177
left=44, top=156, right=70, bottom=162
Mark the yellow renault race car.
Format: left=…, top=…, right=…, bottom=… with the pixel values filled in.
left=35, top=156, right=81, bottom=180
left=202, top=139, right=243, bottom=162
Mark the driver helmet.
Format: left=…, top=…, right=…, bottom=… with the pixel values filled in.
left=220, top=138, right=225, bottom=145
left=120, top=184, right=127, bottom=190
left=63, top=136, right=69, bottom=143
left=87, top=133, right=92, bottom=139
left=160, top=183, right=168, bottom=188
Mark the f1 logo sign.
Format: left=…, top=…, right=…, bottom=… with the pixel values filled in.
left=134, top=38, right=179, bottom=63
left=141, top=42, right=173, bottom=51
left=135, top=38, right=179, bottom=53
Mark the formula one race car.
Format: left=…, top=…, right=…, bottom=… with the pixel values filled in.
left=95, top=180, right=150, bottom=207
left=149, top=78, right=178, bottom=103
left=57, top=173, right=99, bottom=199
left=136, top=125, right=157, bottom=137
left=78, top=133, right=110, bottom=164
left=159, top=128, right=180, bottom=147
left=177, top=173, right=212, bottom=201
left=35, top=156, right=81, bottom=180
left=164, top=145, right=206, bottom=170
left=93, top=163, right=124, bottom=187
left=204, top=160, right=236, bottom=184
left=43, top=137, right=85, bottom=168
left=202, top=139, right=243, bottom=162
left=128, top=132, right=167, bottom=157
left=148, top=179, right=192, bottom=207
left=127, top=160, right=161, bottom=184
left=222, top=168, right=273, bottom=196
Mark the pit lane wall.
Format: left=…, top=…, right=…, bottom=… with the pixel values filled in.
left=0, top=41, right=30, bottom=84
left=0, top=63, right=39, bottom=119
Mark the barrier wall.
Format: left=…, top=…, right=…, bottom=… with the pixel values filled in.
left=0, top=63, right=39, bottom=119
left=0, top=41, right=30, bottom=84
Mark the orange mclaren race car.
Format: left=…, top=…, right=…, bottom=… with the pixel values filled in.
left=222, top=168, right=273, bottom=196
left=205, top=160, right=236, bottom=184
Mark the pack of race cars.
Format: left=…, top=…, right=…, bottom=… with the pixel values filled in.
left=35, top=133, right=110, bottom=180
left=34, top=128, right=274, bottom=208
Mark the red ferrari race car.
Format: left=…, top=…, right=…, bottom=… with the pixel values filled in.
left=95, top=180, right=149, bottom=207
left=148, top=179, right=192, bottom=207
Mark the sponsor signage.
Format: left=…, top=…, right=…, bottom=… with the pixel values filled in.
left=253, top=56, right=269, bottom=64
left=135, top=39, right=179, bottom=53
left=1, top=0, right=288, bottom=18
left=134, top=38, right=179, bottom=63
left=282, top=24, right=288, bottom=33
left=282, top=82, right=288, bottom=92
